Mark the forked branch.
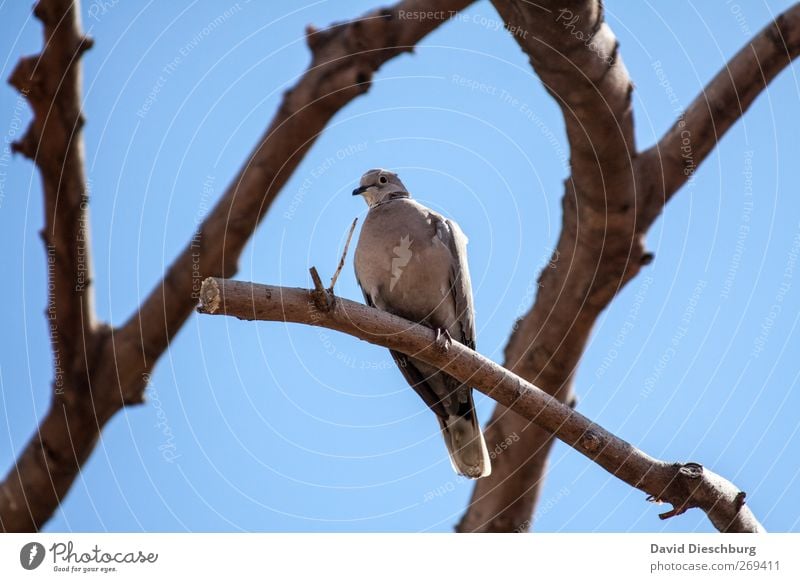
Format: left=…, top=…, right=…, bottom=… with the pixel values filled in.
left=1, top=0, right=476, bottom=532
left=462, top=0, right=800, bottom=533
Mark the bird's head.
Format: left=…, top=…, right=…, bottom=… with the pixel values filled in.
left=352, top=169, right=410, bottom=207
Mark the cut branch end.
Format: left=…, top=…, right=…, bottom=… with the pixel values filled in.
left=198, top=277, right=221, bottom=314
left=309, top=266, right=333, bottom=312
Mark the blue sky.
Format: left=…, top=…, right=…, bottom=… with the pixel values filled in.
left=1, top=0, right=799, bottom=532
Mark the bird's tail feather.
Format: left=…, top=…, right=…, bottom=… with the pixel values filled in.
left=438, top=408, right=491, bottom=479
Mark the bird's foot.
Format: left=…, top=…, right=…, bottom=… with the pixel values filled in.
left=435, top=328, right=453, bottom=353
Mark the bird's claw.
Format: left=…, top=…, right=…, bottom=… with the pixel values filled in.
left=435, top=328, right=453, bottom=352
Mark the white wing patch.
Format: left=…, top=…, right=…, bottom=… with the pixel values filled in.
left=390, top=235, right=413, bottom=291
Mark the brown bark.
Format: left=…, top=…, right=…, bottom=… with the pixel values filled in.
left=2, top=0, right=109, bottom=534
left=458, top=0, right=641, bottom=534
left=3, top=0, right=797, bottom=534
left=198, top=277, right=766, bottom=533
left=639, top=2, right=800, bottom=222
left=458, top=0, right=800, bottom=531
left=0, top=0, right=475, bottom=532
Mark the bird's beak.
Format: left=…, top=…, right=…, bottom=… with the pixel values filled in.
left=352, top=185, right=369, bottom=196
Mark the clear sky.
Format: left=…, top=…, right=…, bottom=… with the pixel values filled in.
left=1, top=0, right=799, bottom=533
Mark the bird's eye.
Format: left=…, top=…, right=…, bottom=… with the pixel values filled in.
left=379, top=176, right=388, bottom=184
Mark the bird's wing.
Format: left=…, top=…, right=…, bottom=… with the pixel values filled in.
left=354, top=269, right=374, bottom=308
left=355, top=269, right=449, bottom=418
left=417, top=212, right=477, bottom=419
left=430, top=214, right=476, bottom=350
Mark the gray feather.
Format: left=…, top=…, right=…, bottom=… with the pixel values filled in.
left=352, top=169, right=491, bottom=478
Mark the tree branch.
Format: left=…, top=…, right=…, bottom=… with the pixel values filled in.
left=6, top=3, right=100, bottom=379
left=0, top=0, right=110, bottom=534
left=460, top=0, right=800, bottom=533
left=638, top=3, right=800, bottom=218
left=197, top=277, right=766, bottom=534
left=113, top=0, right=475, bottom=402
left=1, top=0, right=475, bottom=532
left=460, top=0, right=644, bottom=533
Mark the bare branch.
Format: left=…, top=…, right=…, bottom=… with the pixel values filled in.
left=197, top=277, right=766, bottom=534
left=0, top=0, right=111, bottom=534
left=6, top=1, right=100, bottom=368
left=113, top=0, right=476, bottom=397
left=1, top=0, right=475, bottom=532
left=639, top=3, right=800, bottom=217
left=495, top=0, right=636, bottom=196
left=461, top=0, right=800, bottom=533
left=461, top=0, right=645, bottom=533
left=330, top=218, right=358, bottom=292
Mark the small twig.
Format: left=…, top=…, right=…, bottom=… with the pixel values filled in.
left=309, top=266, right=331, bottom=311
left=310, top=266, right=325, bottom=293
left=309, top=217, right=357, bottom=311
left=330, top=217, right=358, bottom=292
left=659, top=506, right=688, bottom=520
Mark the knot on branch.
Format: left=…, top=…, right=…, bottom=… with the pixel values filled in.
left=306, top=8, right=402, bottom=101
left=304, top=24, right=331, bottom=54
left=76, top=35, right=95, bottom=57
left=652, top=462, right=705, bottom=520
left=734, top=490, right=747, bottom=512
left=643, top=461, right=763, bottom=530
left=8, top=55, right=43, bottom=98
left=11, top=128, right=38, bottom=160
left=678, top=461, right=703, bottom=479
left=32, top=0, right=57, bottom=24
left=580, top=429, right=603, bottom=454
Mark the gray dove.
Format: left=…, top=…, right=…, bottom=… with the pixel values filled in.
left=352, top=169, right=491, bottom=478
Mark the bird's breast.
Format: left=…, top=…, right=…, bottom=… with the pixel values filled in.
left=355, top=204, right=456, bottom=328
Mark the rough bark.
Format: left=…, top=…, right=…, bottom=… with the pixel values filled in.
left=0, top=0, right=475, bottom=532
left=4, top=0, right=797, bottom=534
left=639, top=2, right=800, bottom=222
left=459, top=0, right=641, bottom=534
left=112, top=0, right=476, bottom=396
left=197, top=277, right=766, bottom=533
left=1, top=0, right=109, bottom=534
left=458, top=0, right=800, bottom=531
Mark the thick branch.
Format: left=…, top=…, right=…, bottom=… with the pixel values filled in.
left=461, top=0, right=800, bottom=533
left=492, top=0, right=636, bottom=196
left=1, top=0, right=475, bottom=532
left=7, top=0, right=97, bottom=345
left=198, top=277, right=765, bottom=534
left=639, top=3, right=800, bottom=216
left=6, top=3, right=100, bottom=377
left=113, top=0, right=475, bottom=399
left=461, top=0, right=645, bottom=533
left=0, top=0, right=109, bottom=534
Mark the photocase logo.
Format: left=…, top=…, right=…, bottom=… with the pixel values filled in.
left=20, top=542, right=46, bottom=570
left=390, top=235, right=413, bottom=291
